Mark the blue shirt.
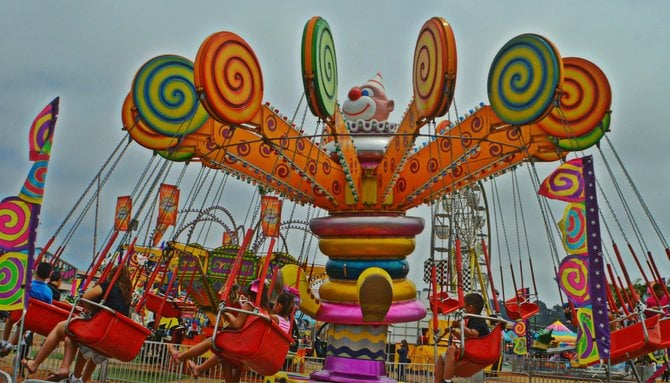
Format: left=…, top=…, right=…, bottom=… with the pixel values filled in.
left=30, top=279, right=53, bottom=304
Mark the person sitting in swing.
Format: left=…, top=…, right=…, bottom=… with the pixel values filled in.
left=434, top=293, right=490, bottom=383
left=22, top=265, right=132, bottom=383
left=168, top=281, right=295, bottom=380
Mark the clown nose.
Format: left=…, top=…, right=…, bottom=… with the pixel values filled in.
left=348, top=87, right=362, bottom=101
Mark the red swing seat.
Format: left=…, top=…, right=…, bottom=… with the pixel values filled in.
left=659, top=317, right=670, bottom=348
left=66, top=303, right=152, bottom=362
left=606, top=314, right=662, bottom=365
left=9, top=298, right=71, bottom=337
left=144, top=291, right=181, bottom=318
left=455, top=323, right=503, bottom=377
left=504, top=297, right=539, bottom=321
left=431, top=291, right=462, bottom=315
left=212, top=313, right=293, bottom=376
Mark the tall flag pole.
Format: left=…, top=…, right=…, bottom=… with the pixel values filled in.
left=539, top=155, right=610, bottom=364
left=0, top=97, right=58, bottom=382
left=0, top=97, right=58, bottom=311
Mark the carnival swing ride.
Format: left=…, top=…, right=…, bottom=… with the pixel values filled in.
left=2, top=12, right=669, bottom=383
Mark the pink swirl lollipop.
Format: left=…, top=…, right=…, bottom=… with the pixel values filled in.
left=413, top=17, right=457, bottom=119
left=0, top=197, right=33, bottom=251
left=195, top=32, right=263, bottom=125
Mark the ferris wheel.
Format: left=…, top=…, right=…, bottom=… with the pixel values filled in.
left=426, top=183, right=493, bottom=310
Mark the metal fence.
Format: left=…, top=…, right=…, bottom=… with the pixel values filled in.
left=0, top=328, right=650, bottom=383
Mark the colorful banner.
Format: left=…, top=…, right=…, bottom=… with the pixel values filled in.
left=559, top=203, right=587, bottom=254
left=541, top=155, right=610, bottom=363
left=538, top=158, right=585, bottom=202
left=0, top=99, right=57, bottom=310
left=157, top=184, right=179, bottom=226
left=114, top=196, right=132, bottom=231
left=29, top=97, right=59, bottom=161
left=557, top=254, right=590, bottom=306
left=18, top=160, right=49, bottom=205
left=575, top=306, right=600, bottom=364
left=513, top=337, right=528, bottom=355
left=260, top=195, right=282, bottom=237
left=152, top=184, right=179, bottom=247
left=222, top=231, right=234, bottom=246
left=0, top=251, right=29, bottom=310
left=581, top=156, right=610, bottom=360
left=0, top=197, right=35, bottom=252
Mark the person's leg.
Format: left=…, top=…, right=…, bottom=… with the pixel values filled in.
left=191, top=354, right=220, bottom=377
left=434, top=353, right=445, bottom=383
left=441, top=346, right=457, bottom=383
left=81, top=359, right=97, bottom=382
left=23, top=321, right=67, bottom=373
left=2, top=316, right=14, bottom=341
left=71, top=350, right=87, bottom=379
left=168, top=339, right=212, bottom=363
left=222, top=358, right=243, bottom=383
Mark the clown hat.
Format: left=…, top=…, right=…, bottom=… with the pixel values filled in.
left=365, top=73, right=386, bottom=93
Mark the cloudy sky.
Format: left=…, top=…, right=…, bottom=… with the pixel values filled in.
left=1, top=1, right=668, bottom=307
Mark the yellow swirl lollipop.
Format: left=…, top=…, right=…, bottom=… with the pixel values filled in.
left=413, top=17, right=457, bottom=119
left=195, top=32, right=264, bottom=125
left=538, top=57, right=611, bottom=138
left=488, top=34, right=563, bottom=125
left=133, top=55, right=209, bottom=137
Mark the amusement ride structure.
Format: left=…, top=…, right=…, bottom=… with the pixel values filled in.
left=117, top=15, right=614, bottom=382
left=8, top=12, right=661, bottom=383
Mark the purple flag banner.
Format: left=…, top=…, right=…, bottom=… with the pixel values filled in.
left=582, top=155, right=611, bottom=359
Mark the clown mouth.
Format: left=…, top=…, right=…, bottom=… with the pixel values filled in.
left=345, top=104, right=370, bottom=117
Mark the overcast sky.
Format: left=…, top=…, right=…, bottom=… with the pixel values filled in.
left=1, top=1, right=668, bottom=307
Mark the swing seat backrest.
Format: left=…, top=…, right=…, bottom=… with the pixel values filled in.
left=144, top=291, right=181, bottom=318
left=213, top=314, right=293, bottom=376
left=456, top=323, right=503, bottom=377
left=608, top=314, right=662, bottom=365
left=431, top=291, right=461, bottom=315
left=66, top=308, right=152, bottom=362
left=504, top=297, right=539, bottom=321
left=16, top=298, right=70, bottom=337
left=659, top=317, right=670, bottom=348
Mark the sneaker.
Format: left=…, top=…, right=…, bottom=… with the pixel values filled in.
left=0, top=342, right=13, bottom=357
left=68, top=374, right=84, bottom=383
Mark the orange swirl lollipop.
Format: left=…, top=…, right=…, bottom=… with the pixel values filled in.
left=195, top=32, right=263, bottom=125
left=413, top=17, right=457, bottom=119
left=538, top=57, right=611, bottom=138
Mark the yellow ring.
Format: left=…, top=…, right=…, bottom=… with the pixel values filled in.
left=319, top=237, right=415, bottom=258
left=319, top=279, right=417, bottom=303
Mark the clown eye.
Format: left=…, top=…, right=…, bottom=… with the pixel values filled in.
left=361, top=87, right=374, bottom=97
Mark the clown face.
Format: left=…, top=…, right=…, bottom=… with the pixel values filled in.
left=342, top=73, right=394, bottom=122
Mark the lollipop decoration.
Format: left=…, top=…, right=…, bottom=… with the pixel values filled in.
left=0, top=252, right=28, bottom=310
left=557, top=112, right=609, bottom=151
left=488, top=34, right=563, bottom=126
left=121, top=93, right=179, bottom=151
left=0, top=197, right=34, bottom=252
left=559, top=203, right=587, bottom=254
left=538, top=57, right=611, bottom=138
left=133, top=55, right=209, bottom=137
left=302, top=16, right=338, bottom=120
left=558, top=254, right=590, bottom=306
left=413, top=17, right=457, bottom=119
left=195, top=32, right=263, bottom=125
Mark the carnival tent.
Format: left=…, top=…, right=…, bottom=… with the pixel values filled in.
left=544, top=320, right=577, bottom=344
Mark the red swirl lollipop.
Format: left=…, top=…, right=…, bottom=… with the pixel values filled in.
left=538, top=57, right=611, bottom=138
left=195, top=31, right=264, bottom=125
